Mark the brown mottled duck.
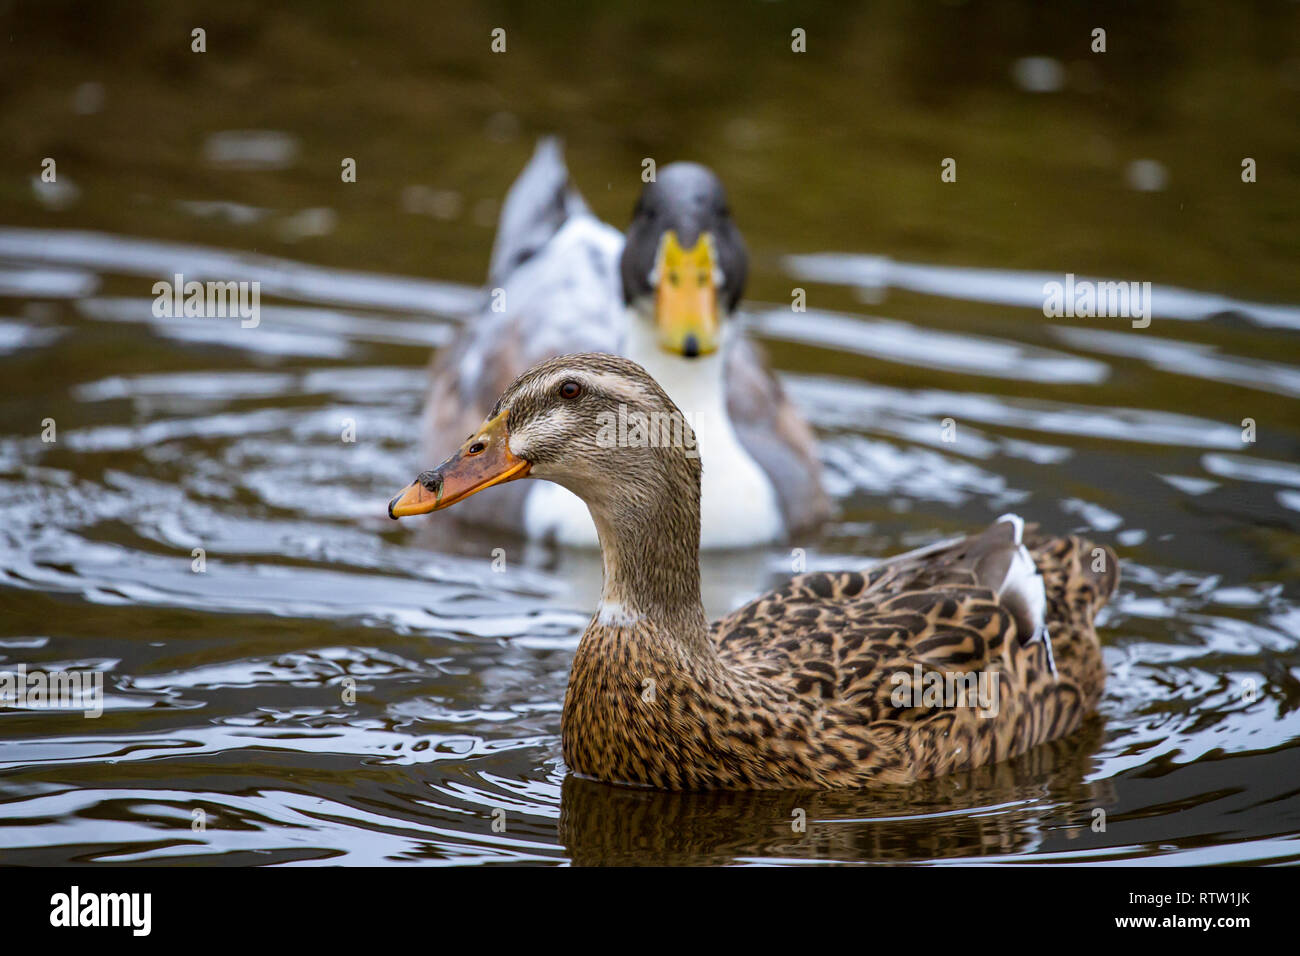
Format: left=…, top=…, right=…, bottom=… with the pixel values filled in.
left=388, top=353, right=1119, bottom=790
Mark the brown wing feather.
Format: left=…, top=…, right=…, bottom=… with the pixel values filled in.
left=699, top=528, right=1117, bottom=786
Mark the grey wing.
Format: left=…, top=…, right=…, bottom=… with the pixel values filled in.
left=723, top=332, right=831, bottom=535
left=487, top=137, right=591, bottom=288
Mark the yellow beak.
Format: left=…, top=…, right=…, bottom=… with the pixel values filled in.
left=655, top=230, right=719, bottom=357
left=388, top=409, right=530, bottom=518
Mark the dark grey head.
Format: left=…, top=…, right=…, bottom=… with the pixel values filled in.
left=619, top=163, right=748, bottom=358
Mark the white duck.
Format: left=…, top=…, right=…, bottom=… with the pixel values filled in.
left=420, top=138, right=828, bottom=548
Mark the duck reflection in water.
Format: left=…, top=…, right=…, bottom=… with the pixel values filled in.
left=557, top=717, right=1110, bottom=866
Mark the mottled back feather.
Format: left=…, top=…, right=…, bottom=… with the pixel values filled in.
left=564, top=521, right=1118, bottom=789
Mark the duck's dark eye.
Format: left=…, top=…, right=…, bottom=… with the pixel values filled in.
left=558, top=380, right=582, bottom=400
left=467, top=442, right=485, bottom=455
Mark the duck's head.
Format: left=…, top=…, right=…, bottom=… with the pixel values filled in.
left=620, top=163, right=747, bottom=360
left=389, top=352, right=700, bottom=523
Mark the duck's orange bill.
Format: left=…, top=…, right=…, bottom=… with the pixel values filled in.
left=655, top=230, right=718, bottom=358
left=388, top=409, right=530, bottom=519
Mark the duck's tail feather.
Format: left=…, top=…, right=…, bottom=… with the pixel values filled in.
left=1028, top=532, right=1120, bottom=619
left=487, top=136, right=590, bottom=287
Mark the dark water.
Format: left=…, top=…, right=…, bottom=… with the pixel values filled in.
left=2, top=2, right=1299, bottom=865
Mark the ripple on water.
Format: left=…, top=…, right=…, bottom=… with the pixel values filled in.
left=1, top=226, right=1298, bottom=865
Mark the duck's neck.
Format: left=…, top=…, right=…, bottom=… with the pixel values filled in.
left=588, top=500, right=710, bottom=647
left=579, top=443, right=711, bottom=649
